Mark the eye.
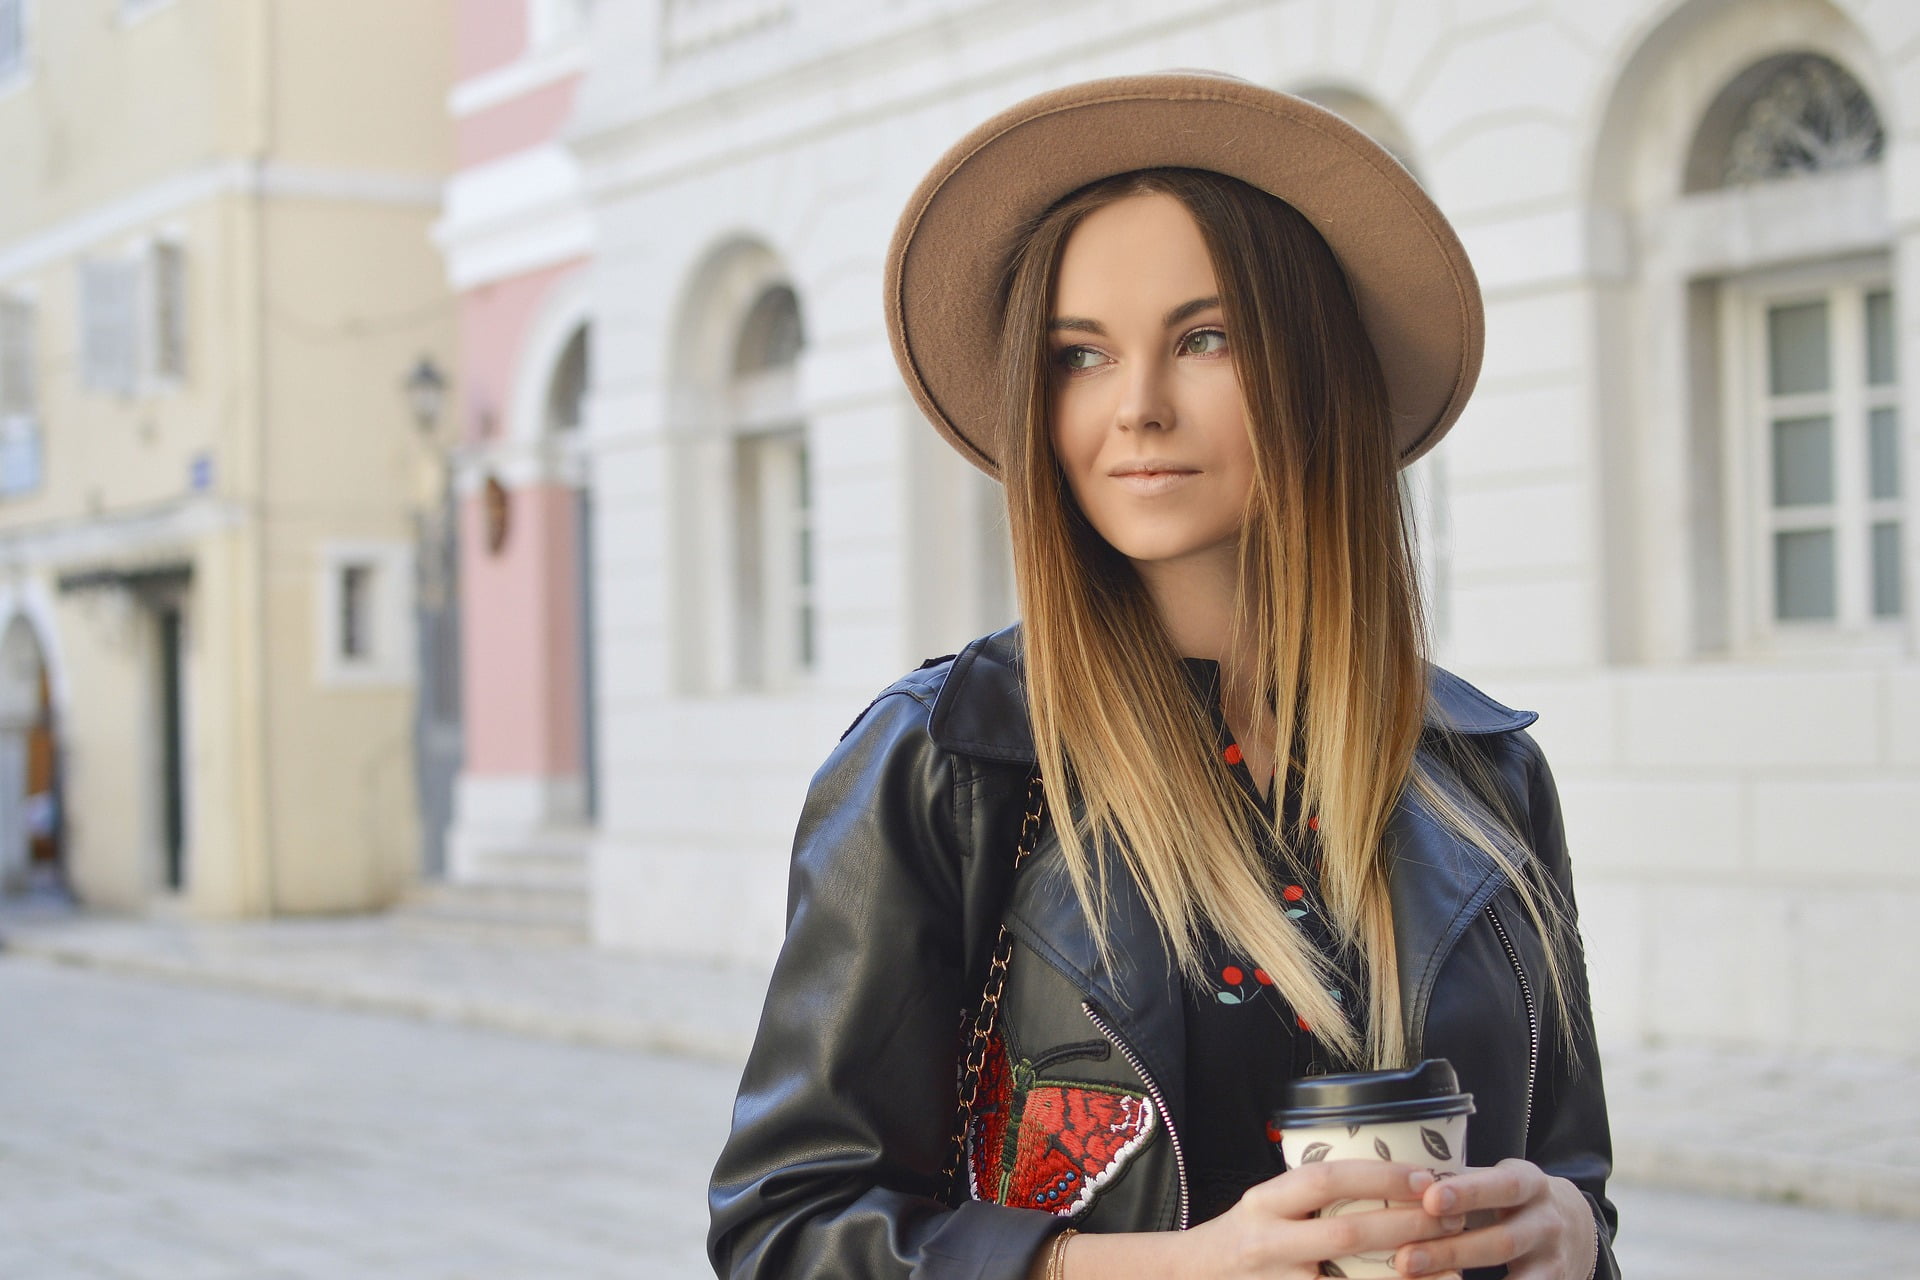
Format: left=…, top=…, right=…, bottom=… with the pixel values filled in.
left=1054, top=345, right=1108, bottom=373
left=1179, top=328, right=1228, bottom=357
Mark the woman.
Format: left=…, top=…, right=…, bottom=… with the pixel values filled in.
left=709, top=74, right=1617, bottom=1280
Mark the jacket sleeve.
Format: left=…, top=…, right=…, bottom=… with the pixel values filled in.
left=707, top=687, right=1063, bottom=1279
left=1513, top=736, right=1620, bottom=1280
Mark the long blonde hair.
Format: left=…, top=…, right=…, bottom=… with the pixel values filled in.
left=1000, top=168, right=1574, bottom=1069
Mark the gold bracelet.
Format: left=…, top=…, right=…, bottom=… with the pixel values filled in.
left=1045, top=1228, right=1078, bottom=1280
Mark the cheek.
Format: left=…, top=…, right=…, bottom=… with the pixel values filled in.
left=1048, top=393, right=1104, bottom=484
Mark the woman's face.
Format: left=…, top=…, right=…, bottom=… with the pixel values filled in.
left=1047, top=192, right=1254, bottom=575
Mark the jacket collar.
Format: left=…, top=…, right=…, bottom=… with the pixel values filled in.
left=930, top=622, right=1538, bottom=764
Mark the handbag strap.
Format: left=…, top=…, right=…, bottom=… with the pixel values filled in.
left=943, top=771, right=1047, bottom=1204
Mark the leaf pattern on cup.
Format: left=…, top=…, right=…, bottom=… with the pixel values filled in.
left=1346, top=1124, right=1361, bottom=1138
left=1299, top=1142, right=1332, bottom=1164
left=1323, top=1262, right=1348, bottom=1278
left=1420, top=1126, right=1452, bottom=1162
left=1372, top=1136, right=1392, bottom=1161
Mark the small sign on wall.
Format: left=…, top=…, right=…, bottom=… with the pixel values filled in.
left=483, top=475, right=510, bottom=556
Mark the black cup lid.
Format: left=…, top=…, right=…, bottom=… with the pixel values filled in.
left=1271, top=1058, right=1474, bottom=1128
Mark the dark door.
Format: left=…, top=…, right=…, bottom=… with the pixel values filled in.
left=158, top=607, right=185, bottom=890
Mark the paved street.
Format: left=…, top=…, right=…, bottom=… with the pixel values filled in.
left=4, top=956, right=1918, bottom=1279
left=0, top=959, right=727, bottom=1278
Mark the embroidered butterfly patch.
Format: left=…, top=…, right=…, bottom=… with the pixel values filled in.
left=967, top=1030, right=1157, bottom=1217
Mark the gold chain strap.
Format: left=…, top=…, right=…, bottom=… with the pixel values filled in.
left=943, top=771, right=1047, bottom=1203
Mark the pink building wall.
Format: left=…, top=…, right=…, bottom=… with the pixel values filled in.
left=456, top=261, right=589, bottom=780
left=456, top=0, right=527, bottom=80
left=448, top=2, right=594, bottom=798
left=459, top=481, right=584, bottom=777
left=458, top=77, right=580, bottom=167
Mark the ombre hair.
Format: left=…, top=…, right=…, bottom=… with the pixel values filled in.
left=999, top=168, right=1574, bottom=1069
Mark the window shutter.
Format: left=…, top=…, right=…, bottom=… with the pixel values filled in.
left=80, top=259, right=139, bottom=395
left=150, top=241, right=187, bottom=380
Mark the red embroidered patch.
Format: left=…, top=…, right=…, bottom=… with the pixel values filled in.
left=1007, top=1086, right=1155, bottom=1212
left=967, top=1030, right=1155, bottom=1217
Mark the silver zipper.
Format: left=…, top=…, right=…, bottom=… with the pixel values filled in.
left=1484, top=901, right=1537, bottom=1146
left=1082, top=1000, right=1190, bottom=1230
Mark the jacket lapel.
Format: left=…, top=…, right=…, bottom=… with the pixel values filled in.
left=1382, top=768, right=1508, bottom=1055
left=1003, top=830, right=1189, bottom=1126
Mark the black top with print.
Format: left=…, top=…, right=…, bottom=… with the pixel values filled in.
left=1176, top=659, right=1368, bottom=1225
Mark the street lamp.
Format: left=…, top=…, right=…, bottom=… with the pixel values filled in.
left=403, top=355, right=449, bottom=435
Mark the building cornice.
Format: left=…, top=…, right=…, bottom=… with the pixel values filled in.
left=449, top=41, right=588, bottom=119
left=431, top=143, right=592, bottom=290
left=0, top=161, right=444, bottom=283
left=0, top=495, right=248, bottom=571
left=566, top=0, right=1252, bottom=195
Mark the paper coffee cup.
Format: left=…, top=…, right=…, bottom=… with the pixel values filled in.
left=1271, top=1058, right=1474, bottom=1279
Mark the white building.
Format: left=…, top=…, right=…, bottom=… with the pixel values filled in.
left=560, top=0, right=1920, bottom=1058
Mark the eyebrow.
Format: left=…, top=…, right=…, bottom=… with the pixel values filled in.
left=1047, top=295, right=1222, bottom=336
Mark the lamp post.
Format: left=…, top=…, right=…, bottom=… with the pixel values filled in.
left=402, top=354, right=458, bottom=880
left=402, top=356, right=451, bottom=610
left=404, top=356, right=448, bottom=436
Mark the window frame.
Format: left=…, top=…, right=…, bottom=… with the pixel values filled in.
left=0, top=290, right=41, bottom=499
left=0, top=0, right=29, bottom=94
left=315, top=541, right=415, bottom=688
left=1720, top=256, right=1904, bottom=654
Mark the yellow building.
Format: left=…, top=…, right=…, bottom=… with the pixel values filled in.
left=0, top=1, right=455, bottom=915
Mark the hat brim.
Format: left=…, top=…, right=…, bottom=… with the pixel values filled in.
left=884, top=74, right=1483, bottom=477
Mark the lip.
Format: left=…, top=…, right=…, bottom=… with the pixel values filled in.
left=1110, top=469, right=1199, bottom=496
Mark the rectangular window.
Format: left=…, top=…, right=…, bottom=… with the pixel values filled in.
left=0, top=295, right=33, bottom=419
left=316, top=542, right=412, bottom=686
left=0, top=0, right=25, bottom=83
left=150, top=241, right=187, bottom=380
left=339, top=564, right=374, bottom=662
left=1, top=295, right=41, bottom=499
left=1751, top=281, right=1903, bottom=634
left=79, top=258, right=139, bottom=395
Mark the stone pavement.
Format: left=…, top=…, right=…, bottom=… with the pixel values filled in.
left=4, top=904, right=1920, bottom=1239
left=5, top=956, right=1919, bottom=1280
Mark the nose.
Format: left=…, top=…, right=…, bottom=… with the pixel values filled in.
left=1115, top=357, right=1173, bottom=434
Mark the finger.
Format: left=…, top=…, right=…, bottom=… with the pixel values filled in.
left=1253, top=1161, right=1442, bottom=1218
left=1396, top=1215, right=1543, bottom=1276
left=1420, top=1159, right=1539, bottom=1217
left=1293, top=1205, right=1464, bottom=1262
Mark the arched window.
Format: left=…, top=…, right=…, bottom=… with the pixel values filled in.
left=667, top=243, right=816, bottom=694
left=1687, top=53, right=1885, bottom=192
left=1688, top=55, right=1900, bottom=642
left=546, top=324, right=590, bottom=435
left=728, top=284, right=812, bottom=688
left=1593, top=21, right=1903, bottom=662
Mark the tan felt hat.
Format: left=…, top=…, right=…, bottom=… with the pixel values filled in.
left=883, top=73, right=1483, bottom=478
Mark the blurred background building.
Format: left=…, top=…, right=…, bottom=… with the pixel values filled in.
left=0, top=0, right=455, bottom=915
left=2, top=0, right=1915, bottom=1065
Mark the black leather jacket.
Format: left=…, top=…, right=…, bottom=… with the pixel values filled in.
left=709, top=625, right=1619, bottom=1279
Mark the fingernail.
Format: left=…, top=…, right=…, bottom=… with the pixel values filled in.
left=1404, top=1249, right=1430, bottom=1272
left=1442, top=1214, right=1464, bottom=1231
left=1432, top=1186, right=1457, bottom=1212
left=1407, top=1170, right=1435, bottom=1193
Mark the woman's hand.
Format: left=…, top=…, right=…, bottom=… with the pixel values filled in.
left=1394, top=1160, right=1597, bottom=1279
left=1177, top=1161, right=1467, bottom=1279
